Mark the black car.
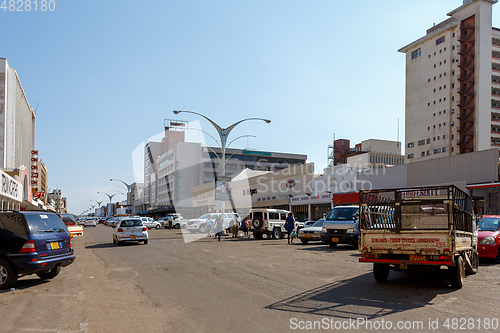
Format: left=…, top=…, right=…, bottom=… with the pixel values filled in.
left=0, top=211, right=76, bottom=289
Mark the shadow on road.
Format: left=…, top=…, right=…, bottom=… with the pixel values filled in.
left=85, top=243, right=116, bottom=249
left=265, top=271, right=455, bottom=319
left=0, top=278, right=50, bottom=292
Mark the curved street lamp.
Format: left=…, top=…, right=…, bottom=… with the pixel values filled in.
left=97, top=191, right=124, bottom=216
left=173, top=110, right=270, bottom=177
left=110, top=179, right=134, bottom=212
left=173, top=110, right=270, bottom=217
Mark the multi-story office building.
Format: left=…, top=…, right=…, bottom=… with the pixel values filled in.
left=0, top=58, right=36, bottom=170
left=400, top=0, right=498, bottom=162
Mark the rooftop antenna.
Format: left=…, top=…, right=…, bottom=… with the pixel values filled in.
left=34, top=103, right=38, bottom=115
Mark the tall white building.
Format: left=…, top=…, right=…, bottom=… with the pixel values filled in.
left=399, top=0, right=498, bottom=162
left=0, top=58, right=35, bottom=169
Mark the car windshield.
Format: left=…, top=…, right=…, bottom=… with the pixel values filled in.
left=478, top=217, right=500, bottom=231
left=120, top=220, right=143, bottom=227
left=326, top=208, right=359, bottom=221
left=198, top=214, right=210, bottom=219
left=25, top=213, right=68, bottom=234
left=312, top=220, right=324, bottom=227
left=60, top=214, right=76, bottom=223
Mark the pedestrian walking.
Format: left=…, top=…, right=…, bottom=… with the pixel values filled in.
left=167, top=215, right=173, bottom=229
left=215, top=214, right=223, bottom=241
left=206, top=215, right=213, bottom=238
left=284, top=212, right=295, bottom=244
left=241, top=216, right=249, bottom=238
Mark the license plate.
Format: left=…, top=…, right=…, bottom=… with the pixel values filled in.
left=50, top=242, right=60, bottom=250
left=131, top=235, right=137, bottom=240
left=304, top=235, right=312, bottom=238
left=331, top=237, right=339, bottom=242
left=410, top=254, right=426, bottom=261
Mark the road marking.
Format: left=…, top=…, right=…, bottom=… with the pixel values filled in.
left=203, top=249, right=210, bottom=252
left=77, top=292, right=85, bottom=301
left=20, top=322, right=88, bottom=333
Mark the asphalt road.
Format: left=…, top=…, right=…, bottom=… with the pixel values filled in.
left=2, top=225, right=500, bottom=333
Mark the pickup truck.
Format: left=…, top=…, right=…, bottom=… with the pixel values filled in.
left=358, top=185, right=478, bottom=289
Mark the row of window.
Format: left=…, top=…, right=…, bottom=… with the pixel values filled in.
left=411, top=135, right=453, bottom=149
left=411, top=38, right=449, bottom=60
left=427, top=96, right=448, bottom=106
left=433, top=109, right=454, bottom=116
left=428, top=122, right=452, bottom=130
left=407, top=147, right=450, bottom=159
left=428, top=72, right=448, bottom=82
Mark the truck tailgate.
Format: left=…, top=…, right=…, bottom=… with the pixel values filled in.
left=361, top=231, right=451, bottom=254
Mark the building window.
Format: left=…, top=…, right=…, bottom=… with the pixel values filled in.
left=444, top=60, right=446, bottom=64
left=407, top=154, right=414, bottom=159
left=434, top=89, right=436, bottom=92
left=418, top=140, right=425, bottom=146
left=444, top=47, right=446, bottom=51
left=427, top=150, right=431, bottom=155
left=434, top=64, right=436, bottom=68
left=407, top=142, right=414, bottom=148
left=453, top=45, right=455, bottom=50
left=444, top=85, right=446, bottom=89
left=452, top=147, right=454, bottom=152
left=428, top=79, right=430, bottom=82
left=428, top=102, right=430, bottom=106
left=427, top=138, right=431, bottom=144
left=411, top=48, right=421, bottom=59
left=443, top=147, right=447, bottom=152
left=434, top=76, right=436, bottom=80
left=434, top=148, right=441, bottom=154
left=421, top=152, right=425, bottom=157
left=443, top=135, right=446, bottom=139
left=436, top=36, right=445, bottom=45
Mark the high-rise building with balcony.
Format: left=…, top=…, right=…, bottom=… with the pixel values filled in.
left=399, top=0, right=498, bottom=162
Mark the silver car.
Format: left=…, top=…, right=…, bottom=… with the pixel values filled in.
left=298, top=219, right=324, bottom=244
left=113, top=218, right=149, bottom=245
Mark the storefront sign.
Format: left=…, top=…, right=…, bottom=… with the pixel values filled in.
left=1, top=171, right=21, bottom=202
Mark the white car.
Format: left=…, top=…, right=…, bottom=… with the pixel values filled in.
left=297, top=219, right=325, bottom=244
left=185, top=214, right=214, bottom=233
left=140, top=217, right=161, bottom=230
left=163, top=214, right=183, bottom=229
left=84, top=218, right=97, bottom=227
left=113, top=218, right=148, bottom=245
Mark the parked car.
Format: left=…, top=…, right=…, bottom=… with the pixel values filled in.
left=210, top=212, right=241, bottom=232
left=477, top=215, right=500, bottom=262
left=113, top=218, right=148, bottom=245
left=106, top=217, right=120, bottom=227
left=0, top=211, right=76, bottom=289
left=248, top=208, right=299, bottom=239
left=140, top=217, right=161, bottom=229
left=321, top=205, right=359, bottom=248
left=84, top=217, right=97, bottom=227
left=295, top=220, right=316, bottom=232
left=59, top=213, right=83, bottom=238
left=297, top=219, right=325, bottom=244
left=162, top=214, right=183, bottom=229
left=185, top=214, right=214, bottom=233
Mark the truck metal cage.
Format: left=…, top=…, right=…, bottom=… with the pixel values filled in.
left=359, top=185, right=473, bottom=233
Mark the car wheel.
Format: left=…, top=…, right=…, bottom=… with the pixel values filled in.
left=272, top=227, right=282, bottom=239
left=373, top=263, right=390, bottom=282
left=175, top=224, right=180, bottom=229
left=0, top=258, right=17, bottom=289
left=155, top=224, right=160, bottom=230
left=466, top=250, right=479, bottom=274
left=113, top=237, right=116, bottom=245
left=36, top=265, right=61, bottom=280
left=449, top=256, right=465, bottom=288
left=300, top=239, right=309, bottom=245
left=199, top=224, right=206, bottom=233
left=329, top=243, right=338, bottom=248
left=117, top=240, right=123, bottom=246
left=144, top=240, right=148, bottom=245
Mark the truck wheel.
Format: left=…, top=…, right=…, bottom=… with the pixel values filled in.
left=252, top=217, right=264, bottom=229
left=272, top=227, right=282, bottom=239
left=373, top=263, right=390, bottom=282
left=0, top=258, right=17, bottom=289
left=253, top=232, right=263, bottom=240
left=466, top=250, right=479, bottom=274
left=449, top=256, right=465, bottom=288
left=329, top=243, right=338, bottom=248
left=300, top=239, right=309, bottom=245
left=36, top=265, right=61, bottom=280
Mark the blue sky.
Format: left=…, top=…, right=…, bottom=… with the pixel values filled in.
left=1, top=0, right=496, bottom=214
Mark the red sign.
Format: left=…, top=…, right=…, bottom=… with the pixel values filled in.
left=31, top=180, right=38, bottom=185
left=33, top=192, right=46, bottom=199
left=31, top=165, right=38, bottom=170
left=31, top=150, right=39, bottom=155
left=31, top=157, right=38, bottom=162
left=31, top=172, right=39, bottom=178
left=170, top=122, right=185, bottom=127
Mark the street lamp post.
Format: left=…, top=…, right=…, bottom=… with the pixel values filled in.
left=91, top=200, right=104, bottom=217
left=110, top=179, right=134, bottom=213
left=173, top=110, right=270, bottom=217
left=97, top=192, right=124, bottom=217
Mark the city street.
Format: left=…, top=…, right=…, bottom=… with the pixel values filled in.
left=2, top=226, right=500, bottom=333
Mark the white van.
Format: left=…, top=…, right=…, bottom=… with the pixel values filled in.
left=247, top=209, right=297, bottom=239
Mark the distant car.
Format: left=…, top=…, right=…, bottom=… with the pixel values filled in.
left=296, top=220, right=316, bottom=232
left=84, top=218, right=97, bottom=227
left=113, top=218, right=148, bottom=245
left=106, top=217, right=119, bottom=227
left=477, top=215, right=500, bottom=262
left=297, top=219, right=325, bottom=244
left=0, top=211, right=76, bottom=289
left=140, top=217, right=161, bottom=229
left=163, top=214, right=183, bottom=229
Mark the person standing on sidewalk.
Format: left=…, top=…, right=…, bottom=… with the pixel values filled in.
left=215, top=214, right=223, bottom=241
left=285, top=212, right=295, bottom=244
left=206, top=215, right=213, bottom=238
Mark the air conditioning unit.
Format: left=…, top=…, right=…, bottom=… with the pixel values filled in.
left=451, top=121, right=455, bottom=126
